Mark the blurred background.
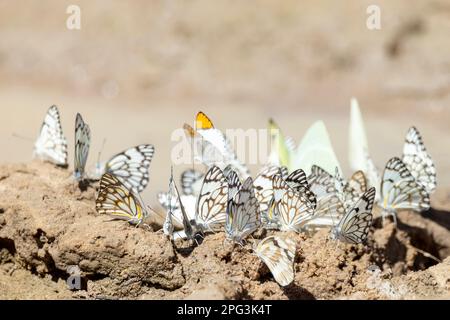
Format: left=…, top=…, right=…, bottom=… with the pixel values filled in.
left=1, top=0, right=449, bottom=205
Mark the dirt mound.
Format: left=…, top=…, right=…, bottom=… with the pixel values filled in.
left=0, top=162, right=449, bottom=299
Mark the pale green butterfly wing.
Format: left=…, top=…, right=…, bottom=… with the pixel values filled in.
left=348, top=98, right=381, bottom=198
left=292, top=121, right=342, bottom=175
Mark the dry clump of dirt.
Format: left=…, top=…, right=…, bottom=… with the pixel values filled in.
left=0, top=162, right=449, bottom=300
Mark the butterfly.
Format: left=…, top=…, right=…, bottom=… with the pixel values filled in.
left=334, top=168, right=368, bottom=209
left=226, top=169, right=242, bottom=210
left=253, top=165, right=282, bottom=216
left=379, top=157, right=430, bottom=224
left=348, top=98, right=381, bottom=195
left=180, top=168, right=204, bottom=196
left=184, top=112, right=250, bottom=179
left=267, top=118, right=294, bottom=168
left=254, top=234, right=296, bottom=287
left=94, top=144, right=155, bottom=193
left=33, top=105, right=68, bottom=167
left=225, top=177, right=260, bottom=244
left=96, top=173, right=148, bottom=225
left=291, top=121, right=342, bottom=175
left=195, top=165, right=229, bottom=232
left=304, top=165, right=346, bottom=230
left=331, top=187, right=376, bottom=244
left=74, top=113, right=91, bottom=181
left=274, top=175, right=316, bottom=232
left=402, top=127, right=436, bottom=194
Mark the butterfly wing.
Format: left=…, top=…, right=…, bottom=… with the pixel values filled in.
left=196, top=166, right=228, bottom=231
left=196, top=112, right=250, bottom=179
left=226, top=177, right=260, bottom=242
left=34, top=105, right=68, bottom=167
left=181, top=169, right=204, bottom=196
left=74, top=113, right=91, bottom=180
left=380, top=157, right=430, bottom=212
left=96, top=173, right=147, bottom=225
left=105, top=144, right=154, bottom=193
left=255, top=234, right=296, bottom=287
left=253, top=165, right=281, bottom=214
left=332, top=187, right=375, bottom=244
left=268, top=118, right=291, bottom=168
left=292, top=121, right=342, bottom=175
left=277, top=188, right=315, bottom=231
left=305, top=166, right=345, bottom=229
left=286, top=169, right=317, bottom=209
left=402, top=127, right=437, bottom=194
left=348, top=98, right=381, bottom=195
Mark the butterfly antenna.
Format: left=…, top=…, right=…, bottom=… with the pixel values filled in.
left=12, top=133, right=33, bottom=142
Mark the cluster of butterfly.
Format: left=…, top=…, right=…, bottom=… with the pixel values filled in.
left=32, top=104, right=436, bottom=288
left=33, top=105, right=155, bottom=194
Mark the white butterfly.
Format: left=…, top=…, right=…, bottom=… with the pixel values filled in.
left=253, top=165, right=282, bottom=216
left=96, top=173, right=148, bottom=225
left=33, top=105, right=68, bottom=167
left=184, top=112, right=250, bottom=179
left=254, top=234, right=296, bottom=287
left=157, top=192, right=196, bottom=230
left=226, top=169, right=242, bottom=210
left=180, top=168, right=204, bottom=196
left=94, top=144, right=155, bottom=193
left=158, top=170, right=200, bottom=241
left=402, top=127, right=436, bottom=194
left=195, top=165, right=229, bottom=232
left=348, top=98, right=381, bottom=195
left=274, top=175, right=316, bottom=232
left=334, top=168, right=368, bottom=209
left=380, top=157, right=430, bottom=224
left=225, top=177, right=260, bottom=244
left=74, top=113, right=91, bottom=181
left=304, top=165, right=345, bottom=230
left=331, top=187, right=376, bottom=244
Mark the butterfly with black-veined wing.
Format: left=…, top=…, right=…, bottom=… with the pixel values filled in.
left=331, top=187, right=376, bottom=244
left=253, top=165, right=282, bottom=217
left=274, top=174, right=316, bottom=232
left=334, top=168, right=368, bottom=209
left=254, top=234, right=297, bottom=287
left=402, top=127, right=436, bottom=194
left=74, top=113, right=91, bottom=181
left=33, top=105, right=68, bottom=167
left=195, top=165, right=229, bottom=232
left=93, top=144, right=155, bottom=193
left=96, top=173, right=148, bottom=226
left=225, top=176, right=260, bottom=244
left=379, top=157, right=430, bottom=224
left=303, top=165, right=346, bottom=230
left=180, top=168, right=204, bottom=196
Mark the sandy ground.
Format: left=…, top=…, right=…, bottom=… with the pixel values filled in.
left=0, top=162, right=449, bottom=300
left=0, top=1, right=449, bottom=299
